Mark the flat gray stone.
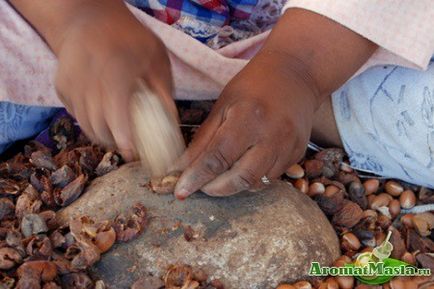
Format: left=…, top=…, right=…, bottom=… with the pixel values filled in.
left=57, top=162, right=340, bottom=289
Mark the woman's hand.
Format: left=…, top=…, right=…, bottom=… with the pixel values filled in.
left=173, top=8, right=377, bottom=199
left=10, top=0, right=175, bottom=161
left=55, top=5, right=175, bottom=161
left=173, top=51, right=317, bottom=198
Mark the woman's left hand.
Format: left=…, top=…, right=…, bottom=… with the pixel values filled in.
left=173, top=51, right=317, bottom=199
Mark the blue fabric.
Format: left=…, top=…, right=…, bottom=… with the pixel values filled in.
left=0, top=102, right=59, bottom=153
left=332, top=57, right=434, bottom=188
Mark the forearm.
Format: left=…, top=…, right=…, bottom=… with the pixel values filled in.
left=8, top=0, right=127, bottom=53
left=258, top=8, right=378, bottom=109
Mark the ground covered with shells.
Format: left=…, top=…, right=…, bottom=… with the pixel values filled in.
left=0, top=101, right=433, bottom=289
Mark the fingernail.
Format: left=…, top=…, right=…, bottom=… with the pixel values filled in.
left=175, top=188, right=191, bottom=200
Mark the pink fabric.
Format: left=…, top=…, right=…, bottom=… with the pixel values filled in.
left=0, top=2, right=255, bottom=106
left=284, top=0, right=434, bottom=70
left=0, top=1, right=429, bottom=107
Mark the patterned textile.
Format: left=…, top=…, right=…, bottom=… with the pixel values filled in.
left=126, top=0, right=259, bottom=42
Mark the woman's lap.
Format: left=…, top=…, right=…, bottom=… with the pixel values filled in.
left=332, top=58, right=434, bottom=187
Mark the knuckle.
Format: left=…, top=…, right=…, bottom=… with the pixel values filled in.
left=202, top=149, right=230, bottom=175
left=235, top=168, right=259, bottom=189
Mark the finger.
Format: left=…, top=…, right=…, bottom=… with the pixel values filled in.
left=174, top=120, right=253, bottom=199
left=267, top=146, right=306, bottom=179
left=102, top=83, right=136, bottom=162
left=170, top=108, right=223, bottom=172
left=200, top=146, right=277, bottom=197
left=70, top=99, right=98, bottom=143
left=86, top=91, right=116, bottom=149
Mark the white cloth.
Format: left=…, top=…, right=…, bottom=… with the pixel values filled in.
left=332, top=57, right=434, bottom=188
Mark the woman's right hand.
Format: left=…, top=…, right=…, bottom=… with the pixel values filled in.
left=10, top=0, right=176, bottom=161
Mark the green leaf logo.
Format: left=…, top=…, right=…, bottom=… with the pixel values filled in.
left=346, top=258, right=413, bottom=285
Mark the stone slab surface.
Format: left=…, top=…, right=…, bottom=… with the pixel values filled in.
left=58, top=162, right=340, bottom=289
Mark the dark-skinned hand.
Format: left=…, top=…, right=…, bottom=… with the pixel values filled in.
left=173, top=8, right=377, bottom=199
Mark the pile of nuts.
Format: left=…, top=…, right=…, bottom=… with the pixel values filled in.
left=0, top=115, right=148, bottom=289
left=278, top=148, right=434, bottom=289
left=1, top=102, right=432, bottom=289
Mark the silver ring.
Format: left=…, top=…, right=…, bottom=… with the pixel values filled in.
left=261, top=175, right=271, bottom=185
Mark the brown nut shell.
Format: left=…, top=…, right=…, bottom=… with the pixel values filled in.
left=399, top=190, right=416, bottom=209
left=363, top=179, right=380, bottom=195
left=384, top=180, right=404, bottom=197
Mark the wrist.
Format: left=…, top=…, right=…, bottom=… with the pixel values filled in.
left=253, top=49, right=321, bottom=111
left=10, top=0, right=129, bottom=53
left=51, top=1, right=134, bottom=54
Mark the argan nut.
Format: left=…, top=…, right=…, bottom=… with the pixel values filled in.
left=293, top=281, right=311, bottom=289
left=333, top=255, right=352, bottom=267
left=341, top=232, right=361, bottom=251
left=377, top=215, right=392, bottom=230
left=332, top=201, right=363, bottom=228
left=336, top=276, right=354, bottom=289
left=315, top=189, right=344, bottom=215
left=307, top=182, right=325, bottom=197
left=325, top=277, right=339, bottom=289
left=324, top=185, right=340, bottom=196
left=367, top=194, right=377, bottom=208
left=388, top=199, right=401, bottom=219
left=348, top=181, right=368, bottom=210
left=304, top=159, right=324, bottom=178
left=363, top=179, right=380, bottom=195
left=399, top=190, right=416, bottom=209
left=276, top=285, right=296, bottom=289
left=400, top=214, right=414, bottom=228
left=370, top=193, right=392, bottom=210
left=286, top=164, right=305, bottom=179
left=412, top=212, right=434, bottom=237
left=336, top=172, right=360, bottom=186
left=318, top=281, right=328, bottom=289
left=385, top=180, right=404, bottom=197
left=294, top=179, right=309, bottom=194
left=401, top=251, right=416, bottom=265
